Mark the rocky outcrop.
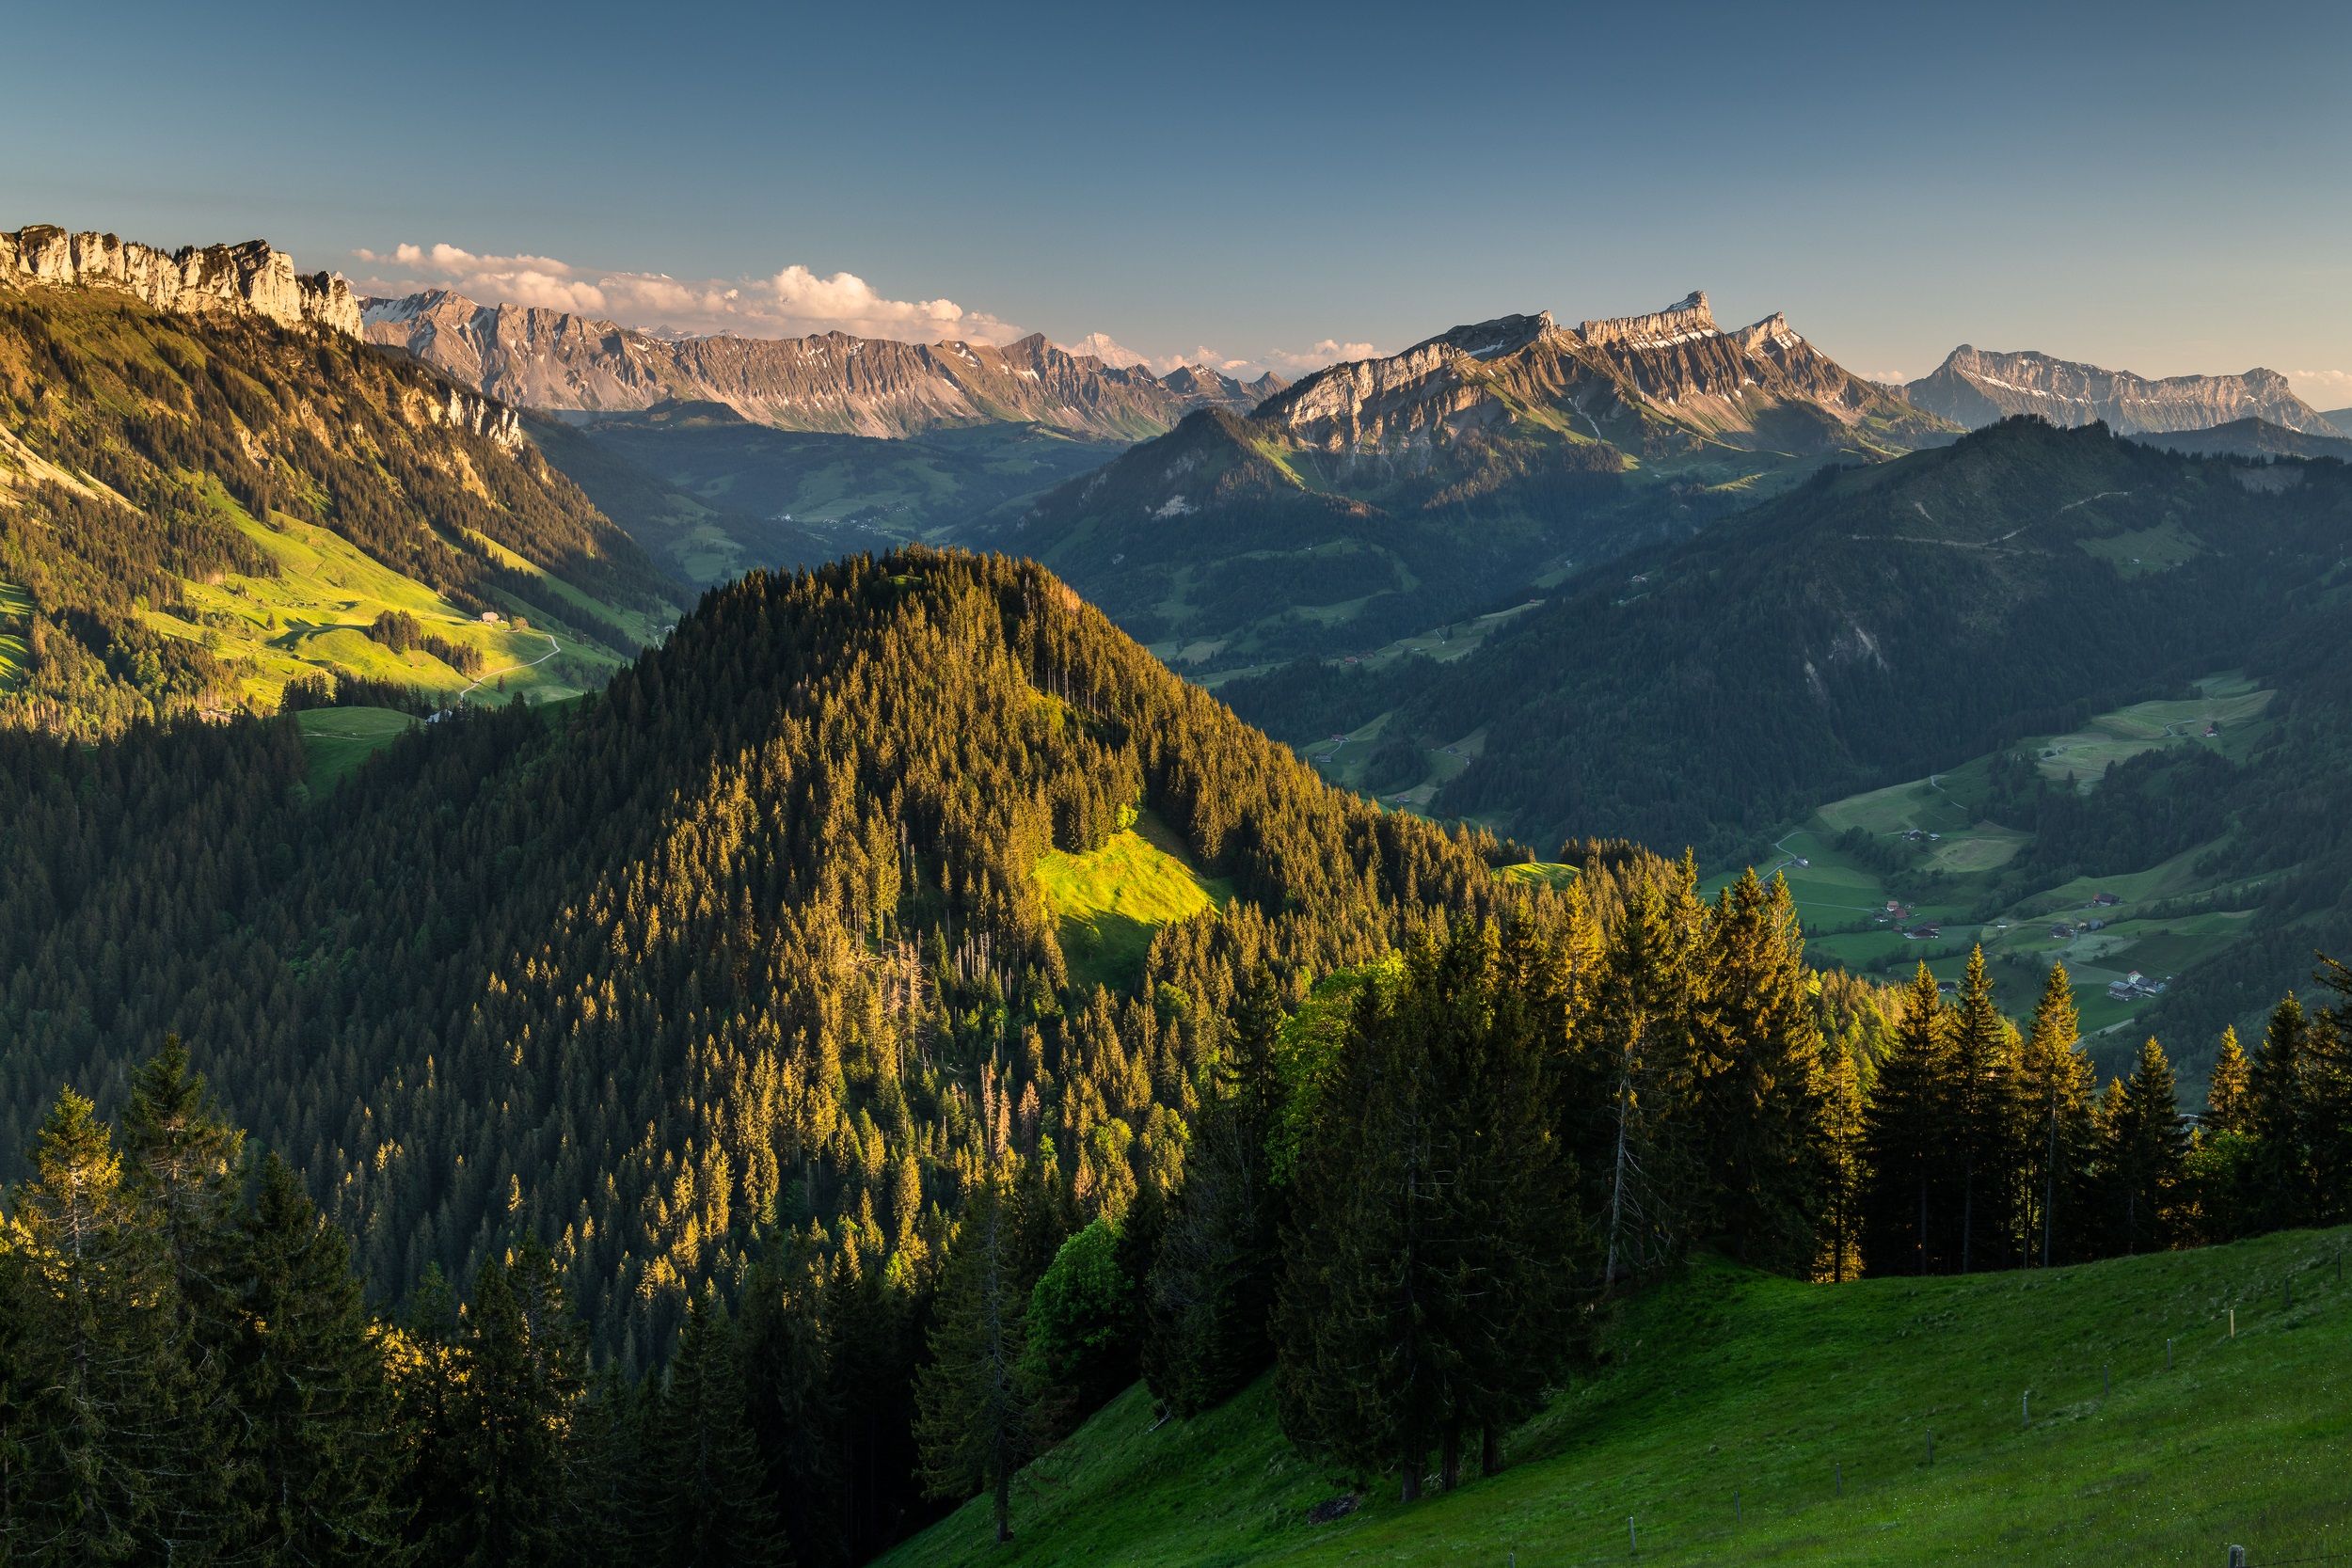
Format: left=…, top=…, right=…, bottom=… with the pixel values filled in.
left=1252, top=292, right=1949, bottom=467
left=0, top=225, right=360, bottom=338
left=364, top=290, right=1282, bottom=440
left=1905, top=346, right=2344, bottom=437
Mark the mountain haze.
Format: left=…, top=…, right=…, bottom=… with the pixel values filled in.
left=1906, top=345, right=2343, bottom=436
left=365, top=289, right=1283, bottom=440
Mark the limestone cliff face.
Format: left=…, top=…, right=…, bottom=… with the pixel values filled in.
left=0, top=226, right=361, bottom=338
left=1906, top=346, right=2344, bottom=436
left=364, top=290, right=1283, bottom=440
left=1254, top=292, right=1947, bottom=468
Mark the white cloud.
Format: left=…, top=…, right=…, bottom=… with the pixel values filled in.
left=1262, top=339, right=1379, bottom=373
left=2289, top=369, right=2352, bottom=406
left=351, top=241, right=1023, bottom=344
left=1058, top=332, right=1149, bottom=370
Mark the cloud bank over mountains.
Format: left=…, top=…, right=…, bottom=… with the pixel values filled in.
left=351, top=242, right=1375, bottom=379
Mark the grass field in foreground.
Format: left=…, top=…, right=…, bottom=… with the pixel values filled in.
left=1036, top=809, right=1232, bottom=992
left=295, top=706, right=418, bottom=788
left=881, top=1226, right=2352, bottom=1568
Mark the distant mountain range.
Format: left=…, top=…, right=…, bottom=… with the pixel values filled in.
left=993, top=292, right=1954, bottom=666
left=363, top=289, right=1283, bottom=441
left=1905, top=345, right=2344, bottom=437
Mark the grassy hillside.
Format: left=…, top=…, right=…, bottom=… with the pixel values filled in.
left=882, top=1227, right=2352, bottom=1568
left=0, top=285, right=679, bottom=735
left=1037, top=807, right=1233, bottom=990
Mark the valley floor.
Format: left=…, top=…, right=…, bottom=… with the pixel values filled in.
left=880, top=1227, right=2352, bottom=1567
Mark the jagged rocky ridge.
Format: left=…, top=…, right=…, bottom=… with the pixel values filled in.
left=364, top=288, right=1285, bottom=440
left=0, top=225, right=361, bottom=338
left=1250, top=290, right=1949, bottom=471
left=1906, top=345, right=2344, bottom=437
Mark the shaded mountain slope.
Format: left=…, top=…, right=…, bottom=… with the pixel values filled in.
left=994, top=293, right=1952, bottom=668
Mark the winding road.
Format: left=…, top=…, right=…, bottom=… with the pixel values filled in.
left=453, top=630, right=560, bottom=708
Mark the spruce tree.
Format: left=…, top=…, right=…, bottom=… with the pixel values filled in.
left=2205, top=1026, right=2251, bottom=1135
left=914, top=1172, right=1035, bottom=1543
left=227, top=1150, right=410, bottom=1565
left=2013, top=963, right=2096, bottom=1266
left=2102, top=1038, right=2188, bottom=1254
left=1, top=1090, right=190, bottom=1566
left=1862, top=966, right=1951, bottom=1275
left=1143, top=974, right=1282, bottom=1416
left=647, top=1287, right=789, bottom=1568
left=1947, top=947, right=2018, bottom=1273
left=2245, top=994, right=2314, bottom=1229
left=1693, top=871, right=1825, bottom=1272
left=1274, top=955, right=1444, bottom=1497
left=1814, top=1037, right=1868, bottom=1283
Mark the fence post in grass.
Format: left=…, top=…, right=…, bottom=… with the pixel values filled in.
left=2229, top=1307, right=2235, bottom=1339
left=2228, top=1546, right=2247, bottom=1567
left=2167, top=1337, right=2174, bottom=1370
left=1927, top=1429, right=1934, bottom=1466
left=2104, top=1364, right=2110, bottom=1399
left=1836, top=1461, right=1843, bottom=1497
left=1735, top=1487, right=1740, bottom=1525
left=2023, top=1390, right=2030, bottom=1428
left=1629, top=1515, right=1637, bottom=1555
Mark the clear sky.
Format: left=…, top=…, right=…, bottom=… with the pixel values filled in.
left=7, top=0, right=2349, bottom=397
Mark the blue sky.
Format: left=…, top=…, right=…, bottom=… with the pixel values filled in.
left=7, top=0, right=2349, bottom=396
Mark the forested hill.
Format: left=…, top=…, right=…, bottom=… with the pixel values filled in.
left=0, top=283, right=680, bottom=736
left=1317, top=419, right=2352, bottom=854
left=0, top=549, right=1521, bottom=1363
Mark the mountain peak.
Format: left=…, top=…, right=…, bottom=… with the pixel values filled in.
left=1909, top=346, right=2338, bottom=436
left=1576, top=291, right=1716, bottom=349
left=1, top=224, right=360, bottom=338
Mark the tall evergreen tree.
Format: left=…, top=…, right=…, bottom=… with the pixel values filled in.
left=1947, top=947, right=2018, bottom=1273
left=2101, top=1039, right=2188, bottom=1255
left=1693, top=871, right=1825, bottom=1272
left=1143, top=974, right=1282, bottom=1416
left=646, top=1287, right=789, bottom=1568
left=2245, top=994, right=2314, bottom=1230
left=227, top=1149, right=410, bottom=1565
left=914, top=1172, right=1035, bottom=1543
left=452, top=1243, right=584, bottom=1568
left=0, top=1090, right=190, bottom=1565
left=2013, top=963, right=2096, bottom=1267
left=2204, top=1026, right=2251, bottom=1136
left=1862, top=966, right=1951, bottom=1275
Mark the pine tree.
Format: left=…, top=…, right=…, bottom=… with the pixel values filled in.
left=914, top=1172, right=1035, bottom=1543
left=1143, top=974, right=1282, bottom=1416
left=2013, top=963, right=2096, bottom=1266
left=0, top=1090, right=190, bottom=1565
left=227, top=1149, right=410, bottom=1564
left=646, top=1287, right=788, bottom=1568
left=1814, top=1037, right=1868, bottom=1283
left=2102, top=1038, right=2188, bottom=1254
left=1693, top=871, right=1825, bottom=1272
left=1947, top=948, right=2018, bottom=1273
left=740, top=1229, right=844, bottom=1568
left=2245, top=994, right=2314, bottom=1229
left=1862, top=966, right=1952, bottom=1275
left=1275, top=956, right=1444, bottom=1497
left=118, top=1035, right=246, bottom=1549
left=453, top=1243, right=584, bottom=1568
left=2205, top=1026, right=2251, bottom=1135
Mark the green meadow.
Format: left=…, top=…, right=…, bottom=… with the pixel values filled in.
left=882, top=1226, right=2352, bottom=1568
left=1037, top=809, right=1233, bottom=992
